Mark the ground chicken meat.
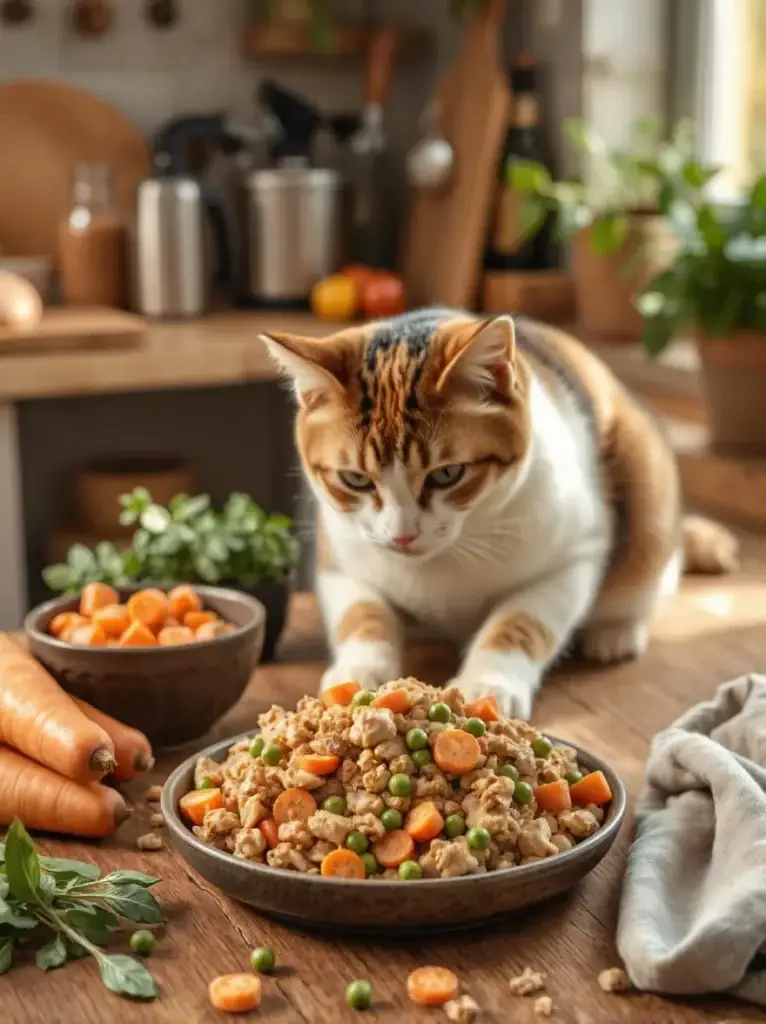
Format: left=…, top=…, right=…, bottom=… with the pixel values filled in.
left=415, top=774, right=451, bottom=800
left=419, top=837, right=479, bottom=878
left=374, top=737, right=407, bottom=761
left=346, top=790, right=385, bottom=816
left=534, top=995, right=554, bottom=1017
left=585, top=802, right=605, bottom=824
left=550, top=833, right=574, bottom=853
left=307, top=841, right=334, bottom=864
left=200, top=809, right=240, bottom=843
left=233, top=827, right=266, bottom=861
left=558, top=809, right=599, bottom=839
left=283, top=767, right=325, bottom=791
left=439, top=685, right=466, bottom=714
left=194, top=756, right=223, bottom=789
left=513, top=745, right=537, bottom=777
left=508, top=967, right=546, bottom=996
left=486, top=733, right=516, bottom=759
left=339, top=757, right=363, bottom=790
left=351, top=813, right=386, bottom=841
left=313, top=778, right=345, bottom=802
left=278, top=821, right=314, bottom=849
left=389, top=754, right=416, bottom=775
left=349, top=707, right=397, bottom=748
left=518, top=818, right=558, bottom=858
left=362, top=765, right=391, bottom=794
left=383, top=793, right=411, bottom=813
left=307, top=810, right=353, bottom=846
left=266, top=843, right=312, bottom=872
left=239, top=794, right=269, bottom=829
left=597, top=967, right=630, bottom=992
left=445, top=995, right=480, bottom=1022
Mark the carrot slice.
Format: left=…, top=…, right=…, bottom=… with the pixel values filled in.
left=259, top=818, right=279, bottom=849
left=370, top=688, right=412, bottom=714
left=298, top=754, right=340, bottom=776
left=372, top=829, right=415, bottom=868
left=405, top=801, right=445, bottom=843
left=320, top=848, right=366, bottom=879
left=195, top=621, right=231, bottom=642
left=168, top=584, right=202, bottom=623
left=321, top=681, right=360, bottom=707
left=79, top=582, right=119, bottom=618
left=569, top=769, right=612, bottom=807
left=73, top=698, right=154, bottom=779
left=127, top=588, right=170, bottom=632
left=49, top=611, right=88, bottom=639
left=0, top=745, right=128, bottom=837
left=407, top=966, right=459, bottom=1007
left=179, top=787, right=224, bottom=825
left=184, top=610, right=217, bottom=632
left=92, top=603, right=131, bottom=639
left=273, top=787, right=317, bottom=825
left=0, top=634, right=116, bottom=782
left=118, top=621, right=158, bottom=647
left=534, top=779, right=572, bottom=814
left=69, top=622, right=109, bottom=647
left=157, top=625, right=196, bottom=646
left=433, top=729, right=482, bottom=775
left=464, top=695, right=501, bottom=722
left=209, top=973, right=262, bottom=1013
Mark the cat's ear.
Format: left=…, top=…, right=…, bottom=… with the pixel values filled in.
left=260, top=331, right=349, bottom=403
left=436, top=315, right=517, bottom=397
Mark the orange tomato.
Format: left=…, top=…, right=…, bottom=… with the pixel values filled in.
left=359, top=272, right=406, bottom=319
left=311, top=274, right=358, bottom=322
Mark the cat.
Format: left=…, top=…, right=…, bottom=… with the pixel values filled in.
left=263, top=308, right=738, bottom=719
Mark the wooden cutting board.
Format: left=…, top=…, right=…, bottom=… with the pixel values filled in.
left=0, top=307, right=146, bottom=354
left=401, top=0, right=510, bottom=309
left=0, top=79, right=150, bottom=264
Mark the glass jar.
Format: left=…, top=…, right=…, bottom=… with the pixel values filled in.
left=58, top=163, right=127, bottom=307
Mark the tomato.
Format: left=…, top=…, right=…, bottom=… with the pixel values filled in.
left=360, top=272, right=407, bottom=319
left=311, top=274, right=358, bottom=322
left=341, top=264, right=378, bottom=289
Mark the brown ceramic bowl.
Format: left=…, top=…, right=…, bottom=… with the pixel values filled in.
left=162, top=731, right=627, bottom=934
left=25, top=586, right=265, bottom=749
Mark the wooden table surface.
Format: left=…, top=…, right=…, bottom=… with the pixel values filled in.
left=6, top=548, right=766, bottom=1024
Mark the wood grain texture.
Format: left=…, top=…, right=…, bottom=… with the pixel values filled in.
left=5, top=535, right=766, bottom=1022
left=0, top=306, right=145, bottom=354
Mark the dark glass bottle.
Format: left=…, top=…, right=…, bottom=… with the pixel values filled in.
left=485, top=55, right=551, bottom=271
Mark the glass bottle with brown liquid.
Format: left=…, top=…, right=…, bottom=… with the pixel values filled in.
left=59, top=163, right=127, bottom=307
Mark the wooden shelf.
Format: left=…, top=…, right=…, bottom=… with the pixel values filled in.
left=241, top=21, right=430, bottom=59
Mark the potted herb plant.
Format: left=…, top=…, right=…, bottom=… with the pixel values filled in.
left=42, top=489, right=299, bottom=662
left=509, top=117, right=699, bottom=340
left=636, top=168, right=766, bottom=454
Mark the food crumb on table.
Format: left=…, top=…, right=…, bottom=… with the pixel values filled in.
left=508, top=966, right=547, bottom=996
left=150, top=812, right=165, bottom=828
left=146, top=785, right=163, bottom=802
left=136, top=832, right=164, bottom=851
left=597, top=967, right=629, bottom=993
left=445, top=994, right=480, bottom=1022
left=534, top=994, right=554, bottom=1016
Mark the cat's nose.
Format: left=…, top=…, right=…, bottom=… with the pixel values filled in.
left=393, top=533, right=419, bottom=549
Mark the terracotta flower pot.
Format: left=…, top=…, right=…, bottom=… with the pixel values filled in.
left=572, top=213, right=675, bottom=341
left=696, top=330, right=766, bottom=455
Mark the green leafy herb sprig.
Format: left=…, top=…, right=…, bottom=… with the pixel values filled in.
left=0, top=820, right=162, bottom=1000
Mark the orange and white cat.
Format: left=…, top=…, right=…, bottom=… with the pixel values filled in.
left=263, top=309, right=737, bottom=719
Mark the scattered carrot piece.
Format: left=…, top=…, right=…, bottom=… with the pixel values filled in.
left=208, top=973, right=262, bottom=1014
left=79, top=582, right=119, bottom=618
left=569, top=770, right=612, bottom=807
left=49, top=611, right=88, bottom=639
left=433, top=729, right=482, bottom=775
left=372, top=829, right=415, bottom=868
left=370, top=688, right=412, bottom=714
left=184, top=610, right=217, bottom=632
left=407, top=966, right=459, bottom=1007
left=69, top=622, right=109, bottom=647
left=320, top=848, right=366, bottom=879
left=298, top=754, right=340, bottom=776
left=464, top=695, right=501, bottom=722
left=259, top=818, right=279, bottom=849
left=127, top=588, right=170, bottom=632
left=157, top=625, right=196, bottom=646
left=321, top=681, right=361, bottom=707
left=168, top=584, right=202, bottom=623
left=118, top=621, right=158, bottom=648
left=405, top=801, right=445, bottom=843
left=534, top=779, right=572, bottom=814
left=272, top=787, right=317, bottom=825
left=179, top=787, right=224, bottom=825
left=92, top=603, right=131, bottom=639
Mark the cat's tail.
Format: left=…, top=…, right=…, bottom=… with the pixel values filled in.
left=682, top=515, right=740, bottom=574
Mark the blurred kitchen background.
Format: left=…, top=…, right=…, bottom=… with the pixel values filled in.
left=0, top=0, right=763, bottom=648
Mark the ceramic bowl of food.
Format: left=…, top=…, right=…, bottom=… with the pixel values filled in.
left=25, top=585, right=265, bottom=748
left=162, top=709, right=626, bottom=934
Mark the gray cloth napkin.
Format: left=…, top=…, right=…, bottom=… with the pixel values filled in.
left=617, top=673, right=766, bottom=1003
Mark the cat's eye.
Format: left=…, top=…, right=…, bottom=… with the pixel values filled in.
left=337, top=469, right=375, bottom=492
left=426, top=464, right=466, bottom=489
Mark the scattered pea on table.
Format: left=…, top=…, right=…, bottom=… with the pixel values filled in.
left=250, top=946, right=276, bottom=974
left=346, top=979, right=373, bottom=1011
left=129, top=930, right=155, bottom=956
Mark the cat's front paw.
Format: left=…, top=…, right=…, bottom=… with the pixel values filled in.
left=449, top=673, right=536, bottom=721
left=320, top=648, right=401, bottom=694
left=581, top=620, right=648, bottom=663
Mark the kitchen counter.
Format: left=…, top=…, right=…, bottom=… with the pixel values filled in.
left=5, top=572, right=766, bottom=1024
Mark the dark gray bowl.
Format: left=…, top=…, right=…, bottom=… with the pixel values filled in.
left=25, top=586, right=265, bottom=749
left=162, top=730, right=626, bottom=933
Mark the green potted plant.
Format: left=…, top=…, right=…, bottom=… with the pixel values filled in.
left=42, top=489, right=299, bottom=662
left=508, top=117, right=703, bottom=340
left=636, top=169, right=766, bottom=454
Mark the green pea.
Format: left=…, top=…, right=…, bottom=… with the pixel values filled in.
left=405, top=728, right=429, bottom=751
left=499, top=763, right=520, bottom=783
left=361, top=852, right=378, bottom=876
left=346, top=831, right=369, bottom=855
left=322, top=795, right=346, bottom=815
left=198, top=776, right=215, bottom=790
left=514, top=781, right=534, bottom=805
left=565, top=770, right=583, bottom=786
left=352, top=690, right=374, bottom=708
left=380, top=808, right=403, bottom=831
left=249, top=737, right=265, bottom=758
left=444, top=814, right=466, bottom=838
left=428, top=702, right=451, bottom=723
left=262, top=743, right=284, bottom=766
left=250, top=946, right=276, bottom=974
left=466, top=826, right=491, bottom=851
left=388, top=773, right=412, bottom=798
left=531, top=736, right=553, bottom=758
left=463, top=717, right=486, bottom=738
left=129, top=930, right=155, bottom=957
left=398, top=860, right=423, bottom=881
left=411, top=749, right=432, bottom=769
left=346, top=980, right=373, bottom=1011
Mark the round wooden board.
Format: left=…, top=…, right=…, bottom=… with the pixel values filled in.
left=0, top=79, right=151, bottom=264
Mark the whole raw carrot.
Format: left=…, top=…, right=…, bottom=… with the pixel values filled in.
left=72, top=698, right=154, bottom=780
left=0, top=634, right=116, bottom=782
left=0, top=746, right=129, bottom=838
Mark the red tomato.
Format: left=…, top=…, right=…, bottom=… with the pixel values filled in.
left=341, top=264, right=378, bottom=289
left=360, top=272, right=407, bottom=319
